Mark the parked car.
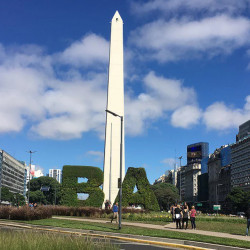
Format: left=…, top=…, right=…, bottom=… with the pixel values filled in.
left=237, top=212, right=245, bottom=218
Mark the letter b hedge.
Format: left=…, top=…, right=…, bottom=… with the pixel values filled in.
left=61, top=165, right=104, bottom=207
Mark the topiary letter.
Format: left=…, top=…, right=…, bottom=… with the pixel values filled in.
left=118, top=167, right=160, bottom=211
left=61, top=165, right=104, bottom=207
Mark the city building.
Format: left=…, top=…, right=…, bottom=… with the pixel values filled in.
left=177, top=166, right=186, bottom=201
left=208, top=145, right=232, bottom=208
left=231, top=136, right=250, bottom=191
left=187, top=142, right=209, bottom=165
left=183, top=142, right=209, bottom=202
left=0, top=149, right=27, bottom=197
left=218, top=146, right=232, bottom=206
left=49, top=169, right=62, bottom=183
left=198, top=173, right=209, bottom=204
left=236, top=120, right=250, bottom=141
left=34, top=169, right=44, bottom=178
left=208, top=148, right=222, bottom=206
left=183, top=163, right=201, bottom=202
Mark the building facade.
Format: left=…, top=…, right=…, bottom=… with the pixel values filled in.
left=0, top=149, right=26, bottom=196
left=183, top=163, right=201, bottom=202
left=208, top=149, right=222, bottom=206
left=183, top=142, right=209, bottom=202
left=231, top=136, right=250, bottom=191
left=237, top=120, right=250, bottom=141
left=49, top=169, right=62, bottom=183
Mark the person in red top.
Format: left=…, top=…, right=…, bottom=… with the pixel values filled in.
left=190, top=206, right=197, bottom=229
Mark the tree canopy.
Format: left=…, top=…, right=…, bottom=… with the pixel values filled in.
left=28, top=176, right=61, bottom=205
left=151, top=182, right=179, bottom=210
left=225, top=187, right=250, bottom=213
left=1, top=186, right=25, bottom=206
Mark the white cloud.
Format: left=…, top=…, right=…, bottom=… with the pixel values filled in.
left=171, top=105, right=202, bottom=128
left=0, top=33, right=248, bottom=140
left=131, top=0, right=250, bottom=15
left=57, top=33, right=109, bottom=67
left=161, top=158, right=176, bottom=168
left=125, top=71, right=197, bottom=135
left=129, top=15, right=250, bottom=62
left=203, top=96, right=250, bottom=130
left=0, top=38, right=108, bottom=139
left=87, top=151, right=104, bottom=162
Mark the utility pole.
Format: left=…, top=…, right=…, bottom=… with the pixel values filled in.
left=105, top=109, right=123, bottom=230
left=178, top=156, right=183, bottom=202
left=55, top=172, right=57, bottom=205
left=27, top=150, right=36, bottom=204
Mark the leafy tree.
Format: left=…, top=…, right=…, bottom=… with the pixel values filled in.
left=11, top=193, right=26, bottom=206
left=29, top=190, right=46, bottom=204
left=1, top=187, right=13, bottom=201
left=225, top=187, right=250, bottom=213
left=151, top=182, right=179, bottom=211
left=28, top=176, right=61, bottom=205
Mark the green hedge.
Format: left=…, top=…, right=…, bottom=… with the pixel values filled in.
left=118, top=167, right=160, bottom=211
left=61, top=166, right=104, bottom=207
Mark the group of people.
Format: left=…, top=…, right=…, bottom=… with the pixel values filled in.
left=171, top=203, right=197, bottom=230
left=28, top=202, right=38, bottom=209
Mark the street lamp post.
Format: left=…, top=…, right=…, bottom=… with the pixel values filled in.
left=27, top=150, right=36, bottom=204
left=105, top=109, right=123, bottom=230
left=178, top=156, right=183, bottom=202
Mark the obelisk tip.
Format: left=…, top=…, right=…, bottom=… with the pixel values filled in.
left=112, top=10, right=123, bottom=23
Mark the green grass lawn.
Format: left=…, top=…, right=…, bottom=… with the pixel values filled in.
left=0, top=230, right=118, bottom=250
left=17, top=218, right=250, bottom=249
left=78, top=215, right=247, bottom=235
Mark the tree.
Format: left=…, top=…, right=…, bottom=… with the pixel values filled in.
left=1, top=187, right=13, bottom=201
left=11, top=193, right=26, bottom=206
left=151, top=182, right=179, bottom=211
left=29, top=190, right=46, bottom=204
left=28, top=176, right=61, bottom=205
left=225, top=187, right=250, bottom=213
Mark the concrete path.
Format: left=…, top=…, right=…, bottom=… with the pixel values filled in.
left=52, top=216, right=250, bottom=242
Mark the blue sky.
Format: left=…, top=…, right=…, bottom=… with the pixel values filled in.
left=0, top=0, right=249, bottom=184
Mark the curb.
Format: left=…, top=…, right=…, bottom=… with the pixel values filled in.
left=0, top=221, right=209, bottom=250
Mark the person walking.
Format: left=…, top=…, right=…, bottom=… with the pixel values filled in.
left=111, top=202, right=119, bottom=223
left=175, top=204, right=182, bottom=229
left=246, top=207, right=250, bottom=236
left=190, top=205, right=197, bottom=230
left=182, top=206, right=189, bottom=229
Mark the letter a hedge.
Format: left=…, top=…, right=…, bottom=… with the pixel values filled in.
left=118, top=167, right=160, bottom=211
left=61, top=165, right=104, bottom=207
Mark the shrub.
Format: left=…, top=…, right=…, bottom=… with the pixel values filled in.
left=0, top=206, right=52, bottom=221
left=0, top=206, right=11, bottom=219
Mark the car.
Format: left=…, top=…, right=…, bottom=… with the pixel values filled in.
left=237, top=212, right=245, bottom=218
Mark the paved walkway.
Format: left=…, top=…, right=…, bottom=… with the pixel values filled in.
left=52, top=216, right=250, bottom=242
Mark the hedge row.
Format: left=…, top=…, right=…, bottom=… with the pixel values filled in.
left=0, top=205, right=145, bottom=221
left=50, top=205, right=145, bottom=217
left=0, top=206, right=52, bottom=220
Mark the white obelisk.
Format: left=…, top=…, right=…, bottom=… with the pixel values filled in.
left=103, top=11, right=125, bottom=206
